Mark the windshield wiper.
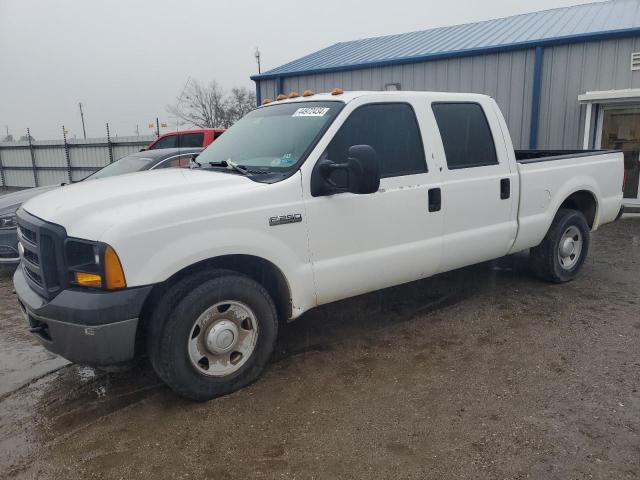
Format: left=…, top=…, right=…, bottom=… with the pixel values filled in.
left=226, top=159, right=251, bottom=176
left=207, top=159, right=251, bottom=176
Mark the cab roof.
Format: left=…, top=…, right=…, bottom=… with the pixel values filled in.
left=259, top=90, right=492, bottom=106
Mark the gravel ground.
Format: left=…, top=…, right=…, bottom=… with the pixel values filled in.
left=0, top=216, right=638, bottom=479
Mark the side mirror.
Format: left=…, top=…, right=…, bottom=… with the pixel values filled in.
left=311, top=144, right=380, bottom=197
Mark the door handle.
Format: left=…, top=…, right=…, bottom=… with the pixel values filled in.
left=428, top=188, right=441, bottom=212
left=500, top=178, right=510, bottom=200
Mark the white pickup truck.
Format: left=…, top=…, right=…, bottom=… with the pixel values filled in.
left=14, top=91, right=624, bottom=400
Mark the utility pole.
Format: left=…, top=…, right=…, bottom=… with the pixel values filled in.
left=156, top=117, right=160, bottom=137
left=254, top=47, right=261, bottom=74
left=78, top=102, right=87, bottom=139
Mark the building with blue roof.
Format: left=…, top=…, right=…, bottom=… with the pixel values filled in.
left=251, top=0, right=640, bottom=179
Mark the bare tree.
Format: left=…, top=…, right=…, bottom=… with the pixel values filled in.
left=221, top=87, right=257, bottom=128
left=167, top=79, right=256, bottom=129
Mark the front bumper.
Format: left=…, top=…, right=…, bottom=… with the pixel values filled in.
left=0, top=227, right=19, bottom=264
left=14, top=266, right=153, bottom=366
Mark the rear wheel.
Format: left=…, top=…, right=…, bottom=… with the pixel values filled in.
left=530, top=208, right=590, bottom=283
left=148, top=269, right=278, bottom=401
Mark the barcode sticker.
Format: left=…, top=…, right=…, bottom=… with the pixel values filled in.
left=292, top=107, right=330, bottom=117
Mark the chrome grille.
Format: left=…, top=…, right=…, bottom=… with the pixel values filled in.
left=23, top=266, right=43, bottom=286
left=18, top=225, right=37, bottom=245
left=16, top=209, right=67, bottom=300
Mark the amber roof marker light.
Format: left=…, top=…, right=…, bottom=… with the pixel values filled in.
left=276, top=94, right=287, bottom=101
left=261, top=98, right=273, bottom=105
left=302, top=90, right=315, bottom=97
left=331, top=87, right=344, bottom=95
left=288, top=91, right=300, bottom=98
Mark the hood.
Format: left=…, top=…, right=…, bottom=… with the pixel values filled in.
left=0, top=185, right=60, bottom=213
left=22, top=168, right=264, bottom=240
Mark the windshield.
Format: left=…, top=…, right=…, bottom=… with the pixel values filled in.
left=195, top=101, right=343, bottom=172
left=84, top=155, right=154, bottom=180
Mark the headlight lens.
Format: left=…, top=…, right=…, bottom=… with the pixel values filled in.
left=0, top=213, right=17, bottom=229
left=65, top=240, right=126, bottom=290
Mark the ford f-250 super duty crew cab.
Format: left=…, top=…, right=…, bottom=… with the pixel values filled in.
left=14, top=91, right=624, bottom=400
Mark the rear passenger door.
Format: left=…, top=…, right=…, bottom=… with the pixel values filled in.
left=431, top=101, right=517, bottom=271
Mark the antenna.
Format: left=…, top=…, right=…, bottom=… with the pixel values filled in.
left=254, top=47, right=261, bottom=74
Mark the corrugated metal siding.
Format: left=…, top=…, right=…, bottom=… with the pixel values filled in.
left=0, top=136, right=153, bottom=187
left=538, top=36, right=640, bottom=148
left=256, top=0, right=640, bottom=78
left=4, top=170, right=35, bottom=188
left=260, top=79, right=277, bottom=101
left=263, top=48, right=536, bottom=148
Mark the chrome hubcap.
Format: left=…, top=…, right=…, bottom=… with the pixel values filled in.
left=558, top=226, right=583, bottom=270
left=188, top=301, right=258, bottom=377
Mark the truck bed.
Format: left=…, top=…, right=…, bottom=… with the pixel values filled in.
left=515, top=149, right=618, bottom=163
left=509, top=149, right=624, bottom=254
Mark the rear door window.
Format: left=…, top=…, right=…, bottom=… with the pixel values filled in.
left=177, top=133, right=204, bottom=148
left=432, top=103, right=498, bottom=169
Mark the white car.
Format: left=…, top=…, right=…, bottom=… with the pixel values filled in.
left=14, top=91, right=624, bottom=400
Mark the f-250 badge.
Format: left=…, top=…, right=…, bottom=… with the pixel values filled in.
left=269, top=214, right=302, bottom=226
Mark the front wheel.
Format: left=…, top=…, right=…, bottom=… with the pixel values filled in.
left=529, top=208, right=590, bottom=283
left=148, top=270, right=278, bottom=401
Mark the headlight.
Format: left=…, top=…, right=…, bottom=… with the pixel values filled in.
left=0, top=213, right=17, bottom=229
left=65, top=239, right=127, bottom=290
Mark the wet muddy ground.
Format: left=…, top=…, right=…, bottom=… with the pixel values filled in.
left=1, top=216, right=639, bottom=479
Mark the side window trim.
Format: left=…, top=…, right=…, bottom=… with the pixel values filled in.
left=152, top=154, right=190, bottom=169
left=328, top=101, right=429, bottom=178
left=431, top=101, right=499, bottom=170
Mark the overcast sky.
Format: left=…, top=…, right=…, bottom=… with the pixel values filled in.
left=0, top=0, right=601, bottom=139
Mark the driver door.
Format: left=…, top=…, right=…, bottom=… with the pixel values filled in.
left=302, top=101, right=443, bottom=306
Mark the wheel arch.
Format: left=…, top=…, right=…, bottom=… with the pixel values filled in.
left=136, top=254, right=292, bottom=354
left=557, top=189, right=598, bottom=229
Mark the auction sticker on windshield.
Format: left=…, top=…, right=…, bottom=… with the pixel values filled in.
left=292, top=107, right=330, bottom=117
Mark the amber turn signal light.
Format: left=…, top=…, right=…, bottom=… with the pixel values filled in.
left=75, top=272, right=102, bottom=288
left=104, top=245, right=126, bottom=290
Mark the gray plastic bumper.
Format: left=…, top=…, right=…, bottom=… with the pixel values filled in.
left=14, top=266, right=154, bottom=366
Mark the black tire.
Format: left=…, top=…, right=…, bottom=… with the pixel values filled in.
left=529, top=208, right=590, bottom=283
left=147, top=269, right=278, bottom=401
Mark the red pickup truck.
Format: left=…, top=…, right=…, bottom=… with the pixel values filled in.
left=144, top=128, right=225, bottom=150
